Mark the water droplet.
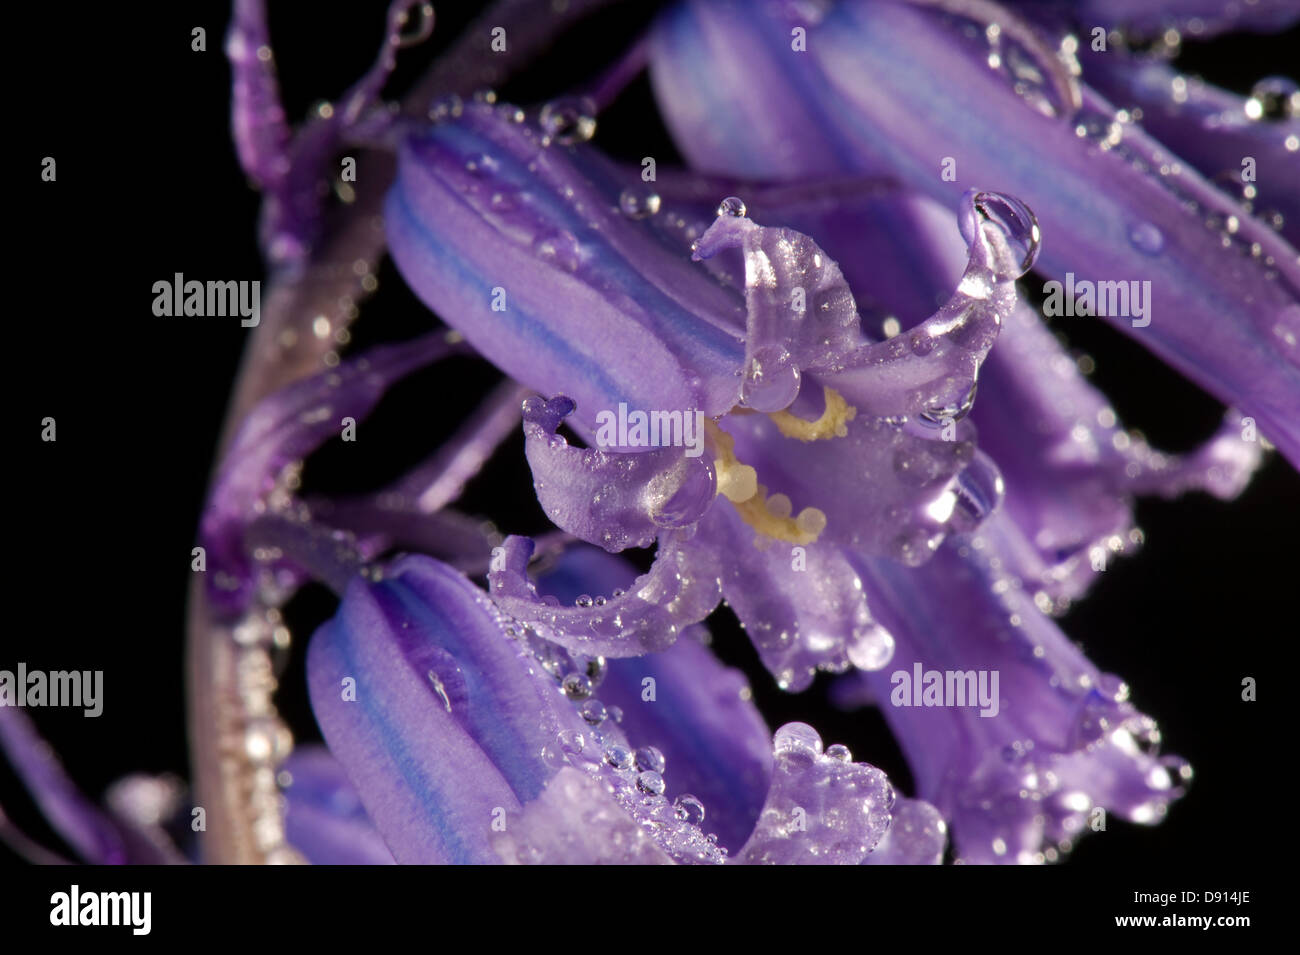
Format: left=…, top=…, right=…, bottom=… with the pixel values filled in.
left=1245, top=76, right=1299, bottom=121
left=773, top=722, right=823, bottom=767
left=649, top=457, right=716, bottom=529
left=575, top=594, right=594, bottom=608
left=968, top=192, right=1041, bottom=279
left=674, top=794, right=706, bottom=825
left=619, top=185, right=662, bottom=219
left=634, top=746, right=666, bottom=774
left=532, top=230, right=582, bottom=272
left=539, top=96, right=597, bottom=144
left=825, top=743, right=852, bottom=762
left=847, top=625, right=895, bottom=671
left=949, top=453, right=1006, bottom=533
left=636, top=771, right=666, bottom=795
left=1128, top=221, right=1165, bottom=256
left=562, top=673, right=593, bottom=699
left=920, top=381, right=979, bottom=427
left=541, top=742, right=567, bottom=770
left=557, top=729, right=586, bottom=756
left=579, top=699, right=607, bottom=725
left=741, top=344, right=801, bottom=412
left=716, top=195, right=747, bottom=218
left=603, top=744, right=633, bottom=770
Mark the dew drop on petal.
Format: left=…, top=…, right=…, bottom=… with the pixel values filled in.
left=1128, top=221, right=1165, bottom=256
left=1245, top=76, right=1299, bottom=121
left=539, top=96, right=597, bottom=143
left=773, top=722, right=823, bottom=767
left=716, top=195, right=747, bottom=218
left=674, top=794, right=706, bottom=825
left=603, top=744, right=633, bottom=770
left=847, top=624, right=895, bottom=671
left=634, top=746, right=666, bottom=774
left=619, top=185, right=662, bottom=219
left=636, top=771, right=666, bottom=795
left=579, top=699, right=607, bottom=725
left=824, top=743, right=853, bottom=762
left=562, top=673, right=593, bottom=700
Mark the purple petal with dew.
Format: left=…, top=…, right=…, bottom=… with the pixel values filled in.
left=492, top=767, right=675, bottom=864
left=690, top=204, right=869, bottom=411
left=309, top=553, right=730, bottom=863
left=487, top=534, right=721, bottom=657
left=682, top=502, right=894, bottom=692
left=281, top=746, right=395, bottom=865
left=534, top=544, right=773, bottom=852
left=753, top=182, right=1263, bottom=604
left=1080, top=51, right=1300, bottom=247
left=693, top=189, right=1032, bottom=419
left=385, top=101, right=747, bottom=427
left=201, top=333, right=453, bottom=619
left=833, top=511, right=1191, bottom=864
left=733, top=723, right=894, bottom=865
left=306, top=555, right=570, bottom=863
left=820, top=189, right=1035, bottom=419
left=651, top=0, right=1300, bottom=466
left=0, top=708, right=129, bottom=864
left=523, top=394, right=716, bottom=552
left=864, top=798, right=948, bottom=865
left=718, top=402, right=999, bottom=565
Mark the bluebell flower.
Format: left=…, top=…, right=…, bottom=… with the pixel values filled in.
left=5, top=0, right=1291, bottom=866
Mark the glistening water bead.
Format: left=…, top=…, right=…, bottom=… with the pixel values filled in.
left=635, top=771, right=666, bottom=796
left=716, top=196, right=747, bottom=218
left=603, top=744, right=633, bottom=770
left=538, top=96, right=597, bottom=144
left=562, top=672, right=593, bottom=700
left=578, top=699, right=607, bottom=725
left=673, top=794, right=706, bottom=825
left=619, top=186, right=661, bottom=219
left=634, top=746, right=666, bottom=774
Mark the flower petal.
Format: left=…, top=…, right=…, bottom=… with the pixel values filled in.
left=535, top=544, right=773, bottom=851
left=523, top=394, right=716, bottom=552
left=733, top=723, right=894, bottom=865
left=651, top=0, right=1300, bottom=465
left=281, top=746, right=396, bottom=865
left=487, top=534, right=721, bottom=656
left=835, top=512, right=1190, bottom=863
left=385, top=101, right=747, bottom=426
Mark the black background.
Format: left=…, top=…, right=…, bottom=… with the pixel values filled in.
left=3, top=0, right=1295, bottom=893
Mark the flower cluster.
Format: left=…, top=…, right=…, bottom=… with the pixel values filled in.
left=4, top=0, right=1295, bottom=865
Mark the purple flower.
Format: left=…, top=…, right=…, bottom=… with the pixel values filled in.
left=650, top=0, right=1300, bottom=464
left=306, top=546, right=919, bottom=863
left=5, top=0, right=1292, bottom=866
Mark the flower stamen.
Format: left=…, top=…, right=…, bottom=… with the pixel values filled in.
left=768, top=386, right=857, bottom=442
left=705, top=421, right=827, bottom=545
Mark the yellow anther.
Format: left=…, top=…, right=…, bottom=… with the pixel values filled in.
left=705, top=420, right=827, bottom=545
left=768, top=386, right=857, bottom=441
